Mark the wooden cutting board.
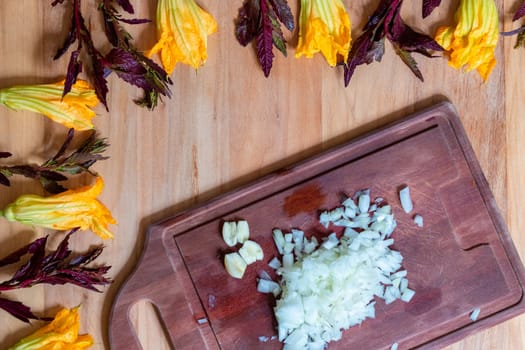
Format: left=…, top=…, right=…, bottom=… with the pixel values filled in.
left=109, top=102, right=525, bottom=350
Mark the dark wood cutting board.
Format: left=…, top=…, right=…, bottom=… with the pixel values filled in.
left=109, top=102, right=525, bottom=350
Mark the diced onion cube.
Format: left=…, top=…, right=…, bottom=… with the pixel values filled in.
left=470, top=307, right=481, bottom=321
left=257, top=278, right=281, bottom=296
left=413, top=214, right=423, bottom=227
left=268, top=257, right=281, bottom=269
left=399, top=186, right=413, bottom=213
left=273, top=229, right=285, bottom=254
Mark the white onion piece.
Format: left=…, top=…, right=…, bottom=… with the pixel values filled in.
left=470, top=307, right=481, bottom=321
left=391, top=343, right=399, bottom=350
left=257, top=278, right=281, bottom=296
left=401, top=288, right=415, bottom=302
left=321, top=232, right=338, bottom=250
left=273, top=229, right=285, bottom=254
left=399, top=186, right=413, bottom=213
left=329, top=207, right=345, bottom=221
left=263, top=190, right=415, bottom=349
left=342, top=197, right=358, bottom=210
left=319, top=211, right=330, bottom=228
left=283, top=242, right=295, bottom=255
left=358, top=192, right=371, bottom=213
left=258, top=269, right=272, bottom=281
left=268, top=257, right=281, bottom=269
left=292, top=229, right=304, bottom=255
left=282, top=253, right=294, bottom=269
left=414, top=214, right=424, bottom=227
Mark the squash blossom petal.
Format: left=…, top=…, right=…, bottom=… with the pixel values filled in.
left=149, top=0, right=218, bottom=73
left=8, top=307, right=93, bottom=350
left=0, top=177, right=116, bottom=240
left=0, top=80, right=99, bottom=131
left=296, top=0, right=352, bottom=67
left=434, top=0, right=499, bottom=81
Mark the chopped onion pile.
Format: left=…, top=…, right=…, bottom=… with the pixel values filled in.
left=260, top=190, right=415, bottom=350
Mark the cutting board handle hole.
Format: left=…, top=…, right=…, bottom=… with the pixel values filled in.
left=129, top=300, right=176, bottom=350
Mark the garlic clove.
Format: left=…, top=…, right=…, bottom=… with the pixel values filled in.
left=224, top=252, right=247, bottom=279
left=236, top=220, right=250, bottom=243
left=239, top=240, right=264, bottom=264
left=222, top=221, right=238, bottom=247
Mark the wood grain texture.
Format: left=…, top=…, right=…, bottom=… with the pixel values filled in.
left=0, top=1, right=523, bottom=349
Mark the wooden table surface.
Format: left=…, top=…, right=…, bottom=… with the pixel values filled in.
left=1, top=1, right=524, bottom=349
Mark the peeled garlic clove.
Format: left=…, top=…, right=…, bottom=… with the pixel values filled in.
left=224, top=252, right=247, bottom=279
left=222, top=222, right=238, bottom=247
left=236, top=220, right=250, bottom=243
left=239, top=240, right=264, bottom=264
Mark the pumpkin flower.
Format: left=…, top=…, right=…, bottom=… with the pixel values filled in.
left=0, top=80, right=99, bottom=131
left=434, top=0, right=499, bottom=81
left=296, top=0, right=352, bottom=67
left=149, top=0, right=218, bottom=74
left=0, top=177, right=115, bottom=240
left=8, top=307, right=93, bottom=350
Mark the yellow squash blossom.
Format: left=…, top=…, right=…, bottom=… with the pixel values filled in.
left=0, top=80, right=99, bottom=131
left=296, top=0, right=352, bottom=67
left=8, top=307, right=93, bottom=350
left=0, top=177, right=115, bottom=239
left=434, top=0, right=499, bottom=81
left=149, top=0, right=218, bottom=73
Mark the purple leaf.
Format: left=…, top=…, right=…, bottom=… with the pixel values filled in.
left=269, top=7, right=287, bottom=56
left=422, top=0, right=442, bottom=18
left=388, top=6, right=443, bottom=54
left=0, top=237, right=47, bottom=269
left=40, top=179, right=68, bottom=194
left=269, top=0, right=294, bottom=31
left=105, top=47, right=172, bottom=109
left=116, top=0, right=135, bottom=14
left=38, top=171, right=68, bottom=182
left=63, top=49, right=82, bottom=98
left=235, top=0, right=261, bottom=46
left=91, top=54, right=110, bottom=110
left=0, top=152, right=11, bottom=158
left=105, top=49, right=150, bottom=89
left=50, top=129, right=75, bottom=163
left=10, top=238, right=47, bottom=283
left=118, top=17, right=151, bottom=25
left=345, top=0, right=440, bottom=86
left=235, top=0, right=293, bottom=77
left=0, top=297, right=40, bottom=323
left=102, top=10, right=120, bottom=47
left=0, top=230, right=111, bottom=296
left=514, top=1, right=525, bottom=21
left=54, top=10, right=78, bottom=60
left=69, top=247, right=103, bottom=267
left=76, top=8, right=109, bottom=110
left=344, top=31, right=385, bottom=87
left=256, top=0, right=275, bottom=77
left=41, top=230, right=75, bottom=269
left=0, top=173, right=9, bottom=186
